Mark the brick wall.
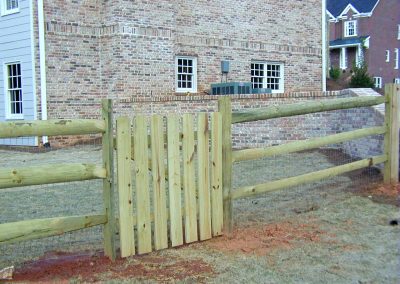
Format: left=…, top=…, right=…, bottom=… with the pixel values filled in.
left=36, top=0, right=323, bottom=120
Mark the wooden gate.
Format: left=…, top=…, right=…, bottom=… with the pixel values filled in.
left=116, top=112, right=223, bottom=257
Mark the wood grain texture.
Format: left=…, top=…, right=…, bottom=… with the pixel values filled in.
left=167, top=115, right=183, bottom=247
left=134, top=115, right=152, bottom=254
left=182, top=114, right=198, bottom=243
left=116, top=117, right=135, bottom=257
left=210, top=112, right=223, bottom=236
left=197, top=113, right=211, bottom=241
left=102, top=99, right=116, bottom=260
left=232, top=155, right=387, bottom=200
left=0, top=119, right=105, bottom=138
left=0, top=215, right=107, bottom=244
left=218, top=96, right=233, bottom=233
left=151, top=115, right=168, bottom=250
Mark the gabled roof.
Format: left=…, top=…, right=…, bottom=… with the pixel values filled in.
left=327, top=0, right=379, bottom=18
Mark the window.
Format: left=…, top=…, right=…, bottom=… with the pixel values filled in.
left=4, top=63, right=23, bottom=119
left=398, top=25, right=400, bottom=40
left=344, top=20, right=357, bottom=37
left=251, top=62, right=284, bottom=93
left=373, top=77, right=382, bottom=89
left=175, top=57, right=197, bottom=93
left=394, top=78, right=400, bottom=84
left=395, top=48, right=399, bottom=70
left=385, top=50, right=390, bottom=62
left=1, top=0, right=19, bottom=16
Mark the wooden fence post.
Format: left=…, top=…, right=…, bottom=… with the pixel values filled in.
left=383, top=84, right=399, bottom=184
left=218, top=96, right=233, bottom=233
left=102, top=99, right=117, bottom=260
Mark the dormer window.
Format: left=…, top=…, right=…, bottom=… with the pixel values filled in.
left=344, top=20, right=357, bottom=37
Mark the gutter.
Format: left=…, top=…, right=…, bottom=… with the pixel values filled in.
left=37, top=0, right=49, bottom=146
left=322, top=0, right=327, bottom=92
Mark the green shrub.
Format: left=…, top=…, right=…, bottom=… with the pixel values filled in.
left=329, top=67, right=341, bottom=81
left=349, top=62, right=374, bottom=88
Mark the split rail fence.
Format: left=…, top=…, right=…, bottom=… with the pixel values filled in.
left=0, top=84, right=398, bottom=260
left=220, top=84, right=399, bottom=232
left=0, top=100, right=117, bottom=260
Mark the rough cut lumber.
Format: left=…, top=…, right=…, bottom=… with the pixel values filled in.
left=383, top=84, right=399, bottom=183
left=134, top=115, right=152, bottom=254
left=151, top=115, right=169, bottom=250
left=218, top=96, right=233, bottom=233
left=232, top=96, right=386, bottom=124
left=197, top=113, right=212, bottom=241
left=116, top=117, right=135, bottom=257
left=167, top=115, right=183, bottom=247
left=210, top=112, right=223, bottom=236
left=233, top=126, right=386, bottom=162
left=0, top=163, right=105, bottom=189
left=231, top=155, right=387, bottom=200
left=0, top=215, right=106, bottom=244
left=0, top=119, right=105, bottom=138
left=182, top=114, right=198, bottom=243
left=101, top=99, right=117, bottom=261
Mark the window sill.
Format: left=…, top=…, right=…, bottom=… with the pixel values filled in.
left=5, top=115, right=24, bottom=120
left=1, top=8, right=20, bottom=16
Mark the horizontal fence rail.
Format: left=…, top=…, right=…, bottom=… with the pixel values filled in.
left=232, top=96, right=386, bottom=124
left=0, top=214, right=107, bottom=244
left=231, top=155, right=387, bottom=200
left=233, top=126, right=386, bottom=162
left=0, top=119, right=106, bottom=138
left=0, top=163, right=106, bottom=189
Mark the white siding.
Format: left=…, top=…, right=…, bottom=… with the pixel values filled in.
left=0, top=0, right=36, bottom=146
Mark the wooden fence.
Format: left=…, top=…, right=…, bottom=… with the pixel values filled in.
left=116, top=112, right=223, bottom=258
left=221, top=84, right=400, bottom=232
left=0, top=99, right=117, bottom=260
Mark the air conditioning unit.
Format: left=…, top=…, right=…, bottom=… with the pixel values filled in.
left=211, top=82, right=252, bottom=95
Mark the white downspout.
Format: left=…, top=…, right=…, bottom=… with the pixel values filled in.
left=37, top=0, right=48, bottom=145
left=322, top=0, right=327, bottom=92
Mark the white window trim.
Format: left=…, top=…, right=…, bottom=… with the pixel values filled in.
left=251, top=61, right=285, bottom=94
left=385, top=50, right=390, bottom=62
left=0, top=0, right=19, bottom=16
left=395, top=48, right=399, bottom=70
left=373, top=77, right=382, bottom=89
left=394, top=78, right=400, bottom=84
left=398, top=25, right=400, bottom=40
left=175, top=56, right=197, bottom=93
left=3, top=62, right=24, bottom=120
left=344, top=20, right=357, bottom=37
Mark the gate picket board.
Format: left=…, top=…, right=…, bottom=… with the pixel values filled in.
left=117, top=112, right=223, bottom=258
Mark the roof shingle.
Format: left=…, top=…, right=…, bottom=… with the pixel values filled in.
left=327, top=0, right=379, bottom=17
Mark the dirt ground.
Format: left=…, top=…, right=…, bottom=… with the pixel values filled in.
left=0, top=146, right=399, bottom=283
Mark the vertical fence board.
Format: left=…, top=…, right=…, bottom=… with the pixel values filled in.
left=134, top=116, right=152, bottom=254
left=167, top=115, right=183, bottom=247
left=384, top=85, right=394, bottom=183
left=197, top=113, right=212, bottom=241
left=218, top=97, right=233, bottom=234
left=182, top=114, right=198, bottom=243
left=210, top=112, right=223, bottom=236
left=101, top=99, right=116, bottom=260
left=151, top=115, right=168, bottom=250
left=116, top=117, right=135, bottom=257
left=390, top=84, right=399, bottom=183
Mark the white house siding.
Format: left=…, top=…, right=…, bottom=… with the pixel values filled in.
left=0, top=0, right=36, bottom=146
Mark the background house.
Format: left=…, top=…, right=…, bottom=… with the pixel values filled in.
left=0, top=0, right=324, bottom=146
left=327, top=0, right=400, bottom=89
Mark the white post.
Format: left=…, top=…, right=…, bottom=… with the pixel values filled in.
left=340, top=47, right=347, bottom=70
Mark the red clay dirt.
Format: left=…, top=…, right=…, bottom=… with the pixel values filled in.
left=352, top=183, right=399, bottom=206
left=207, top=220, right=326, bottom=256
left=12, top=251, right=215, bottom=283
